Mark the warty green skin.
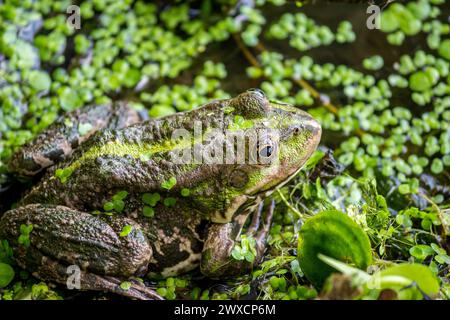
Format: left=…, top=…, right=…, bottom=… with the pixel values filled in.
left=0, top=90, right=321, bottom=299
left=8, top=102, right=143, bottom=177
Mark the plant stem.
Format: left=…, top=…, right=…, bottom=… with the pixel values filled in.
left=233, top=33, right=366, bottom=136
left=419, top=192, right=448, bottom=239
left=276, top=188, right=305, bottom=219
left=232, top=33, right=260, bottom=67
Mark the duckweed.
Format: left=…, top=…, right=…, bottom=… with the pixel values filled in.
left=119, top=225, right=133, bottom=237
left=0, top=0, right=449, bottom=301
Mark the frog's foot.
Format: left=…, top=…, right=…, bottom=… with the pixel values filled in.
left=245, top=200, right=275, bottom=256
left=0, top=204, right=161, bottom=300
left=23, top=249, right=163, bottom=300
left=200, top=200, right=275, bottom=278
left=97, top=276, right=164, bottom=300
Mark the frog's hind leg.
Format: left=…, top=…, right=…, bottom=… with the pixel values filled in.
left=0, top=204, right=162, bottom=300
left=29, top=252, right=162, bottom=300
left=21, top=246, right=163, bottom=300
left=9, top=102, right=143, bottom=177
left=200, top=200, right=275, bottom=278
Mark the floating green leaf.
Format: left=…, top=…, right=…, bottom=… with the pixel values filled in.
left=409, top=71, right=433, bottom=92
left=27, top=70, right=51, bottom=92
left=438, top=39, right=450, bottom=60
left=161, top=177, right=177, bottom=190
left=142, top=206, right=155, bottom=218
left=163, top=197, right=177, bottom=207
left=119, top=225, right=133, bottom=237
left=181, top=188, right=190, bottom=197
left=142, top=193, right=160, bottom=206
left=120, top=281, right=132, bottom=290
left=78, top=123, right=93, bottom=136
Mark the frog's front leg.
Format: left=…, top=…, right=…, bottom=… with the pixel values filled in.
left=0, top=204, right=162, bottom=300
left=200, top=200, right=274, bottom=278
left=9, top=102, right=143, bottom=177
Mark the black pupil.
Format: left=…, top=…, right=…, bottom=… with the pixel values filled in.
left=260, top=145, right=273, bottom=157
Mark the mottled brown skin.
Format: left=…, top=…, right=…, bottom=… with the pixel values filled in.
left=0, top=90, right=321, bottom=299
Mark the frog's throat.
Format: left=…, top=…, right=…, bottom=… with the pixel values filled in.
left=211, top=194, right=247, bottom=224
left=261, top=164, right=303, bottom=196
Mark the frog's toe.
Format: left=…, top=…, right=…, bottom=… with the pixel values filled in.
left=253, top=199, right=275, bottom=250
left=244, top=200, right=274, bottom=262
left=13, top=247, right=162, bottom=300
left=83, top=275, right=164, bottom=300
left=245, top=199, right=274, bottom=233
left=245, top=201, right=264, bottom=235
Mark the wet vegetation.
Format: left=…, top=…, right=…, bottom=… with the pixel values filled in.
left=0, top=0, right=449, bottom=300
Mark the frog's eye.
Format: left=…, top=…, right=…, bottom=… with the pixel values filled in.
left=259, top=144, right=274, bottom=158
left=255, top=133, right=278, bottom=164
left=233, top=89, right=270, bottom=117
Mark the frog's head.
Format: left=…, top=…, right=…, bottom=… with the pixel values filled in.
left=210, top=89, right=321, bottom=223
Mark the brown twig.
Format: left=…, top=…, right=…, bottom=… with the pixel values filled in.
left=232, top=33, right=260, bottom=67
left=236, top=35, right=366, bottom=136
left=234, top=33, right=340, bottom=115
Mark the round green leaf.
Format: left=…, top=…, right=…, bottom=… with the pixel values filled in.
left=297, top=210, right=372, bottom=288
left=103, top=202, right=114, bottom=212
left=119, top=225, right=133, bottom=237
left=28, top=70, right=51, bottom=92
left=142, top=206, right=155, bottom=218
left=120, top=281, right=132, bottom=290
left=142, top=193, right=160, bottom=206
left=60, top=88, right=83, bottom=111
left=380, top=10, right=399, bottom=32
left=181, top=188, right=190, bottom=197
left=0, top=263, right=15, bottom=288
left=409, top=245, right=434, bottom=260
left=409, top=71, right=433, bottom=92
left=438, top=39, right=450, bottom=60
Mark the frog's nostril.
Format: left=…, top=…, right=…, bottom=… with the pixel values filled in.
left=308, top=118, right=322, bottom=136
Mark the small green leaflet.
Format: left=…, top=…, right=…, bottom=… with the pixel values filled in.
left=119, top=225, right=133, bottom=237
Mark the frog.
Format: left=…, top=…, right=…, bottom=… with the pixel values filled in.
left=0, top=89, right=321, bottom=300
